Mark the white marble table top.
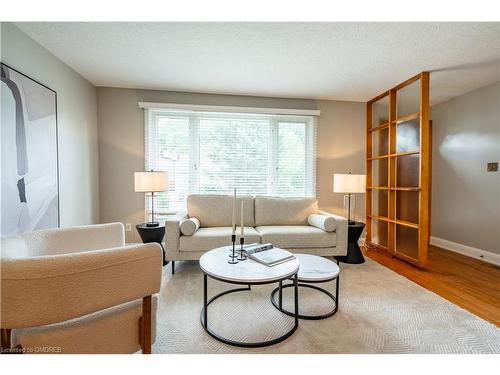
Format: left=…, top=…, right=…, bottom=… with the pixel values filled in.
left=199, top=246, right=299, bottom=284
left=294, top=254, right=340, bottom=282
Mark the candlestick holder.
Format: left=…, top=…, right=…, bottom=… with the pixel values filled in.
left=228, top=234, right=238, bottom=264
left=237, top=237, right=247, bottom=261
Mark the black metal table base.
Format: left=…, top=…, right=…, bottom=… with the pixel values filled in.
left=270, top=275, right=339, bottom=320
left=201, top=272, right=299, bottom=348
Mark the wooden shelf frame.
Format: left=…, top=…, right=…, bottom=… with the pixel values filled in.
left=367, top=155, right=389, bottom=161
left=367, top=187, right=420, bottom=191
left=396, top=111, right=420, bottom=124
left=367, top=215, right=419, bottom=229
left=367, top=150, right=420, bottom=161
left=368, top=122, right=390, bottom=132
left=366, top=72, right=430, bottom=268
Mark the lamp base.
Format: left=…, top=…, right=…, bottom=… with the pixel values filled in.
left=344, top=194, right=357, bottom=224
left=146, top=222, right=159, bottom=227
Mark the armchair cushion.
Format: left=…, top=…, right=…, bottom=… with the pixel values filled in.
left=308, top=214, right=337, bottom=232
left=179, top=218, right=200, bottom=236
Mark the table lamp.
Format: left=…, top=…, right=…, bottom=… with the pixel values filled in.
left=333, top=172, right=366, bottom=224
left=134, top=170, right=169, bottom=227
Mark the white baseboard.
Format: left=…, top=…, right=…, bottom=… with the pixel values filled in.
left=430, top=236, right=500, bottom=267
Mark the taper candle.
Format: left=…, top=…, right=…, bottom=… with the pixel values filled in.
left=240, top=201, right=244, bottom=237
left=232, top=188, right=236, bottom=234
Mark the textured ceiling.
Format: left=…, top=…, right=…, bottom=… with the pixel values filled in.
left=15, top=22, right=500, bottom=104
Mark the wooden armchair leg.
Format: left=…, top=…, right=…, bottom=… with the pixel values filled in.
left=141, top=296, right=152, bottom=354
left=1, top=329, right=11, bottom=353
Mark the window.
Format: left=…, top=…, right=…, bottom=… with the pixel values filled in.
left=145, top=107, right=317, bottom=218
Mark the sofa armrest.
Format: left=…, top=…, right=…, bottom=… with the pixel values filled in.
left=1, top=243, right=163, bottom=329
left=318, top=211, right=348, bottom=255
left=165, top=211, right=188, bottom=260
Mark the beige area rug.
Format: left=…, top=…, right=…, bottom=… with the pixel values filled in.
left=153, top=257, right=500, bottom=354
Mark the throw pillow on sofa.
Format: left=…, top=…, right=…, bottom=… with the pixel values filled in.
left=308, top=214, right=337, bottom=232
left=180, top=218, right=200, bottom=236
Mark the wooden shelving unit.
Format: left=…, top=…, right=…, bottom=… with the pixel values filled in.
left=365, top=72, right=431, bottom=268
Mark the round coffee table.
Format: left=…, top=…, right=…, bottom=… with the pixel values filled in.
left=199, top=246, right=300, bottom=348
left=270, top=254, right=340, bottom=320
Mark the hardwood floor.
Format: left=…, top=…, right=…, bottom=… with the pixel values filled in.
left=363, top=244, right=500, bottom=326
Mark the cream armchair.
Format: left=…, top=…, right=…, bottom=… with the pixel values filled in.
left=0, top=223, right=162, bottom=354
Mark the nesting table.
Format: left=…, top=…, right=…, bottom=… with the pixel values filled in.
left=199, top=246, right=300, bottom=348
left=199, top=247, right=341, bottom=348
left=271, top=253, right=340, bottom=320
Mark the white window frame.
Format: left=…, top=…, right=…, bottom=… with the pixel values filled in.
left=143, top=104, right=319, bottom=216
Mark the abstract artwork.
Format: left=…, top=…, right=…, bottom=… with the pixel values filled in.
left=1, top=63, right=59, bottom=238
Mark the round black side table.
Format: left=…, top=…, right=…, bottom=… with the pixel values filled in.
left=136, top=224, right=168, bottom=266
left=335, top=221, right=365, bottom=264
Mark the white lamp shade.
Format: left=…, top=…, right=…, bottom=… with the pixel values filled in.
left=134, top=171, right=169, bottom=192
left=333, top=173, right=366, bottom=193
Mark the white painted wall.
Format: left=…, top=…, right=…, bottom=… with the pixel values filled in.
left=97, top=87, right=366, bottom=242
left=431, top=81, right=500, bottom=255
left=316, top=100, right=366, bottom=220
left=1, top=22, right=100, bottom=227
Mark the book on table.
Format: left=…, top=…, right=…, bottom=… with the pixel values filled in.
left=242, top=244, right=295, bottom=266
left=242, top=242, right=273, bottom=254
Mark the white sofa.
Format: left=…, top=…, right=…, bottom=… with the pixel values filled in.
left=0, top=223, right=162, bottom=354
left=165, top=195, right=348, bottom=273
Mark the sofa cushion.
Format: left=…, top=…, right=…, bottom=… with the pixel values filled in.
left=254, top=196, right=318, bottom=226
left=308, top=214, right=337, bottom=232
left=179, top=227, right=261, bottom=252
left=179, top=218, right=200, bottom=236
left=255, top=226, right=337, bottom=249
left=187, top=194, right=255, bottom=227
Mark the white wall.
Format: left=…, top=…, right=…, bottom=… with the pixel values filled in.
left=431, top=81, right=500, bottom=255
left=1, top=22, right=100, bottom=226
left=97, top=87, right=366, bottom=242
left=316, top=100, right=366, bottom=220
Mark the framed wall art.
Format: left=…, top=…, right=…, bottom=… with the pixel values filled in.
left=1, top=62, right=60, bottom=238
